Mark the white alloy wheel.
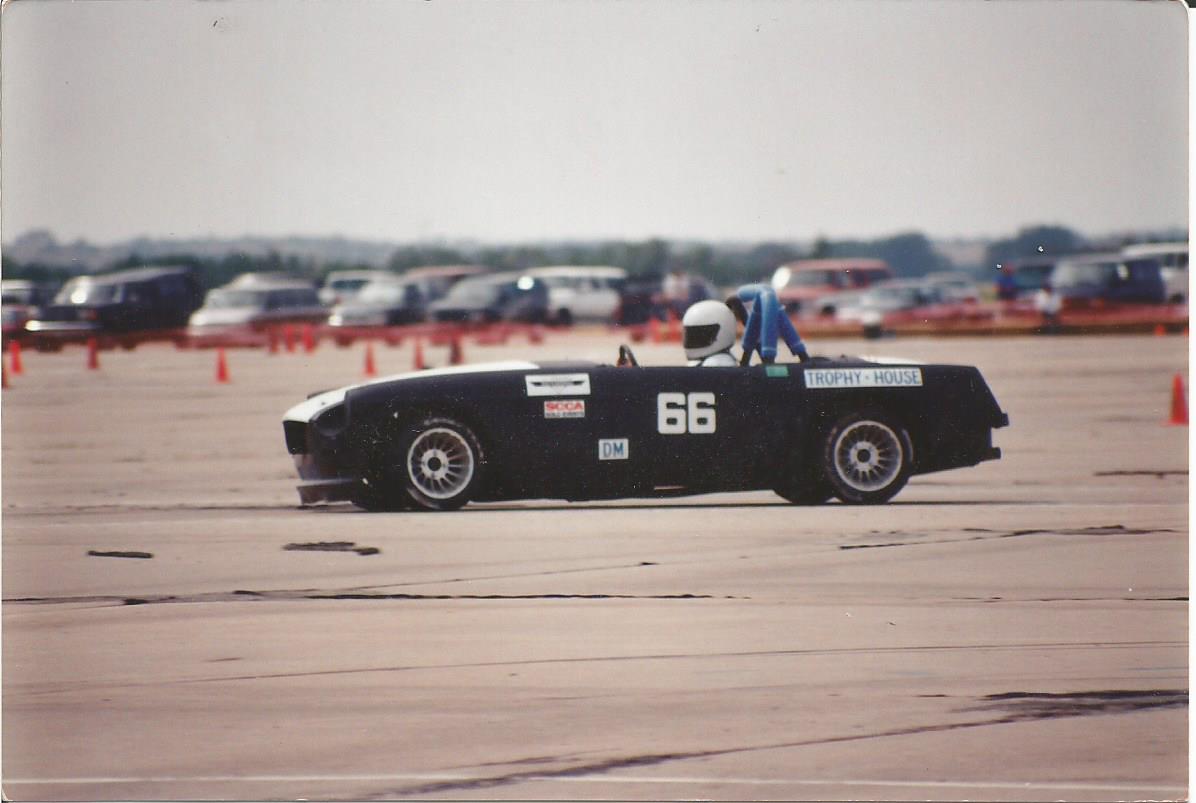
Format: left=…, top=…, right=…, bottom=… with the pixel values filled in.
left=832, top=420, right=902, bottom=493
left=406, top=426, right=476, bottom=502
left=822, top=413, right=911, bottom=504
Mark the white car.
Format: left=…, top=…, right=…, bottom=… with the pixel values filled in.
left=189, top=279, right=327, bottom=334
left=318, top=270, right=394, bottom=307
left=526, top=266, right=627, bottom=325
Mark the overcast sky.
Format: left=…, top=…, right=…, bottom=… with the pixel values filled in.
left=1, top=0, right=1188, bottom=246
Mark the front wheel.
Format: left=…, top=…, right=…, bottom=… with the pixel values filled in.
left=399, top=417, right=484, bottom=511
left=821, top=412, right=912, bottom=504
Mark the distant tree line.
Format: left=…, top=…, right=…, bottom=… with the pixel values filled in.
left=5, top=224, right=1181, bottom=292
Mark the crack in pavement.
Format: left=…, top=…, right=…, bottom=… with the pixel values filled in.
left=840, top=524, right=1176, bottom=551
left=956, top=596, right=1187, bottom=604
left=7, top=589, right=718, bottom=608
left=351, top=689, right=1187, bottom=799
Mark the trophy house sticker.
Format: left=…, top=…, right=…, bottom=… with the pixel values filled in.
left=599, top=438, right=629, bottom=460
left=804, top=367, right=923, bottom=389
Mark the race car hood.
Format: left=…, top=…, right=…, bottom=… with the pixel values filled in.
left=283, top=360, right=540, bottom=424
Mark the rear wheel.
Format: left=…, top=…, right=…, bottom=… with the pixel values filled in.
left=399, top=417, right=483, bottom=511
left=821, top=411, right=911, bottom=504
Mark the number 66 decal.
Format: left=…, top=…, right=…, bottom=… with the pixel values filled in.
left=657, top=392, right=716, bottom=434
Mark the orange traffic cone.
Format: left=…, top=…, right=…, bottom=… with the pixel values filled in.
left=86, top=338, right=100, bottom=370
left=413, top=337, right=426, bottom=370
left=648, top=315, right=661, bottom=343
left=267, top=327, right=279, bottom=354
left=364, top=342, right=376, bottom=377
left=216, top=348, right=230, bottom=384
left=1168, top=373, right=1187, bottom=425
left=666, top=309, right=680, bottom=341
left=283, top=325, right=295, bottom=353
left=302, top=324, right=316, bottom=354
left=1154, top=324, right=1167, bottom=336
left=449, top=334, right=464, bottom=366
left=9, top=340, right=23, bottom=375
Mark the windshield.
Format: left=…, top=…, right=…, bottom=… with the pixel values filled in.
left=786, top=270, right=848, bottom=289
left=204, top=290, right=269, bottom=310
left=328, top=278, right=371, bottom=292
left=55, top=280, right=120, bottom=305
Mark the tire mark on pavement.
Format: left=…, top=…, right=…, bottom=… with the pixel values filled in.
left=353, top=689, right=1186, bottom=799
left=840, top=524, right=1176, bottom=550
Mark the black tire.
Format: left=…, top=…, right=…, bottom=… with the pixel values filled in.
left=821, top=411, right=912, bottom=504
left=775, top=476, right=834, bottom=505
left=396, top=416, right=484, bottom=511
left=351, top=480, right=412, bottom=512
left=556, top=308, right=573, bottom=327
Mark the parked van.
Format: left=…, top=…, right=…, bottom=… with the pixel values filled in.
left=25, top=266, right=204, bottom=344
left=526, top=266, right=627, bottom=325
left=1122, top=242, right=1188, bottom=303
left=1049, top=253, right=1166, bottom=308
left=770, top=259, right=894, bottom=314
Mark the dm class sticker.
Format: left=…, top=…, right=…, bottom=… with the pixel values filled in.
left=598, top=438, right=629, bottom=460
left=544, top=400, right=585, bottom=419
left=804, top=367, right=923, bottom=389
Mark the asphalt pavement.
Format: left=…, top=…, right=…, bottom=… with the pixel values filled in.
left=2, top=331, right=1188, bottom=801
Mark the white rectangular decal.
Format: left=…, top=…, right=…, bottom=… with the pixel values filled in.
left=598, top=438, right=629, bottom=460
left=544, top=400, right=585, bottom=419
left=526, top=373, right=591, bottom=397
left=804, top=367, right=923, bottom=389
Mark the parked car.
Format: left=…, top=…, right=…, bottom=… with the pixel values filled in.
left=282, top=324, right=1008, bottom=511
left=188, top=279, right=327, bottom=335
left=1122, top=242, right=1188, bottom=303
left=25, top=266, right=204, bottom=345
left=319, top=270, right=394, bottom=307
left=327, top=278, right=427, bottom=335
left=613, top=272, right=718, bottom=325
left=817, top=279, right=949, bottom=337
left=1046, top=253, right=1166, bottom=309
left=999, top=258, right=1057, bottom=299
left=428, top=272, right=548, bottom=323
left=921, top=271, right=981, bottom=303
left=526, top=266, right=627, bottom=325
left=2, top=280, right=57, bottom=342
left=401, top=265, right=489, bottom=302
left=770, top=259, right=894, bottom=314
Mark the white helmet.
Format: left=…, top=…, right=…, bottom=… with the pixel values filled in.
left=682, top=300, right=737, bottom=361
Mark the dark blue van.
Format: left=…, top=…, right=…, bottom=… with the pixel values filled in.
left=1050, top=253, right=1166, bottom=307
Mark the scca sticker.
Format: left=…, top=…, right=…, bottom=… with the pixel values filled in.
left=544, top=400, right=585, bottom=419
left=804, top=367, right=923, bottom=389
left=598, top=438, right=628, bottom=460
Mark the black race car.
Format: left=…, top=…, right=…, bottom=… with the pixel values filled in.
left=282, top=347, right=1008, bottom=511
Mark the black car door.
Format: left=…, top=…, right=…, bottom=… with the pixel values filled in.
left=586, top=366, right=765, bottom=492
